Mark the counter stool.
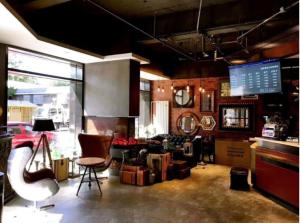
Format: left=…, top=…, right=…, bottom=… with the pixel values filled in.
left=230, top=167, right=250, bottom=191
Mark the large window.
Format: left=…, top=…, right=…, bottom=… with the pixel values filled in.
left=7, top=48, right=83, bottom=157
left=135, top=80, right=151, bottom=138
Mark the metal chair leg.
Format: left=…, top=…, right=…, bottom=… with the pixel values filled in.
left=88, top=167, right=92, bottom=188
left=76, top=166, right=88, bottom=196
left=92, top=167, right=102, bottom=195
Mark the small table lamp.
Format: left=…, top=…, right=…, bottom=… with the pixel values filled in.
left=29, top=119, right=55, bottom=170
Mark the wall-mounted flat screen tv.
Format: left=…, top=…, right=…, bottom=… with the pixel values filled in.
left=229, top=59, right=282, bottom=96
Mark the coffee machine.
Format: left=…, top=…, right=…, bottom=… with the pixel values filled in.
left=262, top=114, right=289, bottom=141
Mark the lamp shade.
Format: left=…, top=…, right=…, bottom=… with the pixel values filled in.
left=32, top=119, right=55, bottom=132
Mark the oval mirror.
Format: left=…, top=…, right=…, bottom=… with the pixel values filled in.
left=176, top=112, right=199, bottom=135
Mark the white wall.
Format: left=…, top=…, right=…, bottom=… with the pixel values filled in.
left=84, top=60, right=132, bottom=117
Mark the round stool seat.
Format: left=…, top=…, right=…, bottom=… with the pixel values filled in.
left=76, top=157, right=105, bottom=166
left=230, top=167, right=250, bottom=191
left=230, top=167, right=248, bottom=176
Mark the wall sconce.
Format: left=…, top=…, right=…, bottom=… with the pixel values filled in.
left=186, top=81, right=190, bottom=93
left=161, top=86, right=165, bottom=93
left=157, top=85, right=161, bottom=92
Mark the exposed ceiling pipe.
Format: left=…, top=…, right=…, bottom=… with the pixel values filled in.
left=237, top=1, right=299, bottom=41
left=196, top=0, right=203, bottom=33
left=85, top=0, right=197, bottom=62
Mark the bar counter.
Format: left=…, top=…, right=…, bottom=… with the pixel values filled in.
left=251, top=137, right=299, bottom=209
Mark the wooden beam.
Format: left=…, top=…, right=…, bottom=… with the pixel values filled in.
left=22, top=0, right=71, bottom=12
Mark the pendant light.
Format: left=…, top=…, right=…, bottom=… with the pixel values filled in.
left=170, top=82, right=174, bottom=90
left=186, top=81, right=190, bottom=93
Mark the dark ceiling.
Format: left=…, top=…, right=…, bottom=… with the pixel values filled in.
left=5, top=0, right=300, bottom=77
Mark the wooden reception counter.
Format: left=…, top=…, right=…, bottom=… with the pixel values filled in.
left=251, top=137, right=299, bottom=209
left=215, top=138, right=252, bottom=169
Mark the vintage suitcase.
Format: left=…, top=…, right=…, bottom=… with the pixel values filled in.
left=161, top=153, right=171, bottom=181
left=167, top=163, right=175, bottom=181
left=137, top=168, right=149, bottom=186
left=176, top=167, right=191, bottom=179
left=53, top=157, right=69, bottom=182
left=147, top=153, right=171, bottom=181
left=172, top=160, right=188, bottom=171
left=120, top=171, right=136, bottom=185
left=120, top=165, right=139, bottom=185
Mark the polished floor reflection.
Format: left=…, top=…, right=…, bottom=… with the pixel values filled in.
left=3, top=165, right=298, bottom=223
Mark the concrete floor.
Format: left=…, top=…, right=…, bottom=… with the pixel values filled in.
left=3, top=164, right=299, bottom=223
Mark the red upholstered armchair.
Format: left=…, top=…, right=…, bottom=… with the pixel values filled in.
left=78, top=133, right=113, bottom=178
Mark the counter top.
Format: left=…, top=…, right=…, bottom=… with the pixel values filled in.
left=252, top=137, right=299, bottom=148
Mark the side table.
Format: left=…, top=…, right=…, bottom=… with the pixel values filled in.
left=52, top=157, right=69, bottom=182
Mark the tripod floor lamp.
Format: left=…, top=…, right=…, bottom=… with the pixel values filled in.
left=29, top=119, right=55, bottom=170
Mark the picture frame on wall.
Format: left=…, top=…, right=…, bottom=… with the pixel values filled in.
left=200, top=91, right=214, bottom=112
left=200, top=116, right=216, bottom=131
left=219, top=80, right=231, bottom=98
left=173, top=86, right=194, bottom=108
left=219, top=104, right=254, bottom=131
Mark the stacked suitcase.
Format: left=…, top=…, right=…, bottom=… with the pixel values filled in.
left=171, top=160, right=191, bottom=180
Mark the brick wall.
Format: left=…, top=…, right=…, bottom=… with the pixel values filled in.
left=152, top=77, right=266, bottom=139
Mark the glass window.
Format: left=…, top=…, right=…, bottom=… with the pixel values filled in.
left=25, top=125, right=33, bottom=135
left=23, top=95, right=31, bottom=102
left=33, top=95, right=43, bottom=104
left=8, top=126, right=21, bottom=135
left=7, top=48, right=83, bottom=157
left=135, top=80, right=151, bottom=138
left=8, top=48, right=83, bottom=80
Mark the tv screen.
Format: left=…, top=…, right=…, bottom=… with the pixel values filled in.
left=229, top=59, right=282, bottom=96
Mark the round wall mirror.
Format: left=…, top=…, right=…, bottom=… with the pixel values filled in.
left=176, top=112, right=199, bottom=135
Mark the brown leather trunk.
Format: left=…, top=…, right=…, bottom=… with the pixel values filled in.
left=120, top=165, right=139, bottom=185
left=172, top=160, right=188, bottom=171
left=177, top=167, right=191, bottom=179
left=120, top=171, right=136, bottom=185
left=167, top=163, right=175, bottom=181
left=137, top=168, right=149, bottom=186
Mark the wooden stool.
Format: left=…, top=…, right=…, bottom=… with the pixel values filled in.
left=76, top=157, right=105, bottom=196
left=230, top=167, right=250, bottom=191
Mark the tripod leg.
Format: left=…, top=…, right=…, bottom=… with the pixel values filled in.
left=44, top=136, right=53, bottom=169
left=28, top=136, right=43, bottom=170
left=42, top=136, right=46, bottom=167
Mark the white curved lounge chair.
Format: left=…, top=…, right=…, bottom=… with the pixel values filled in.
left=7, top=145, right=59, bottom=208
